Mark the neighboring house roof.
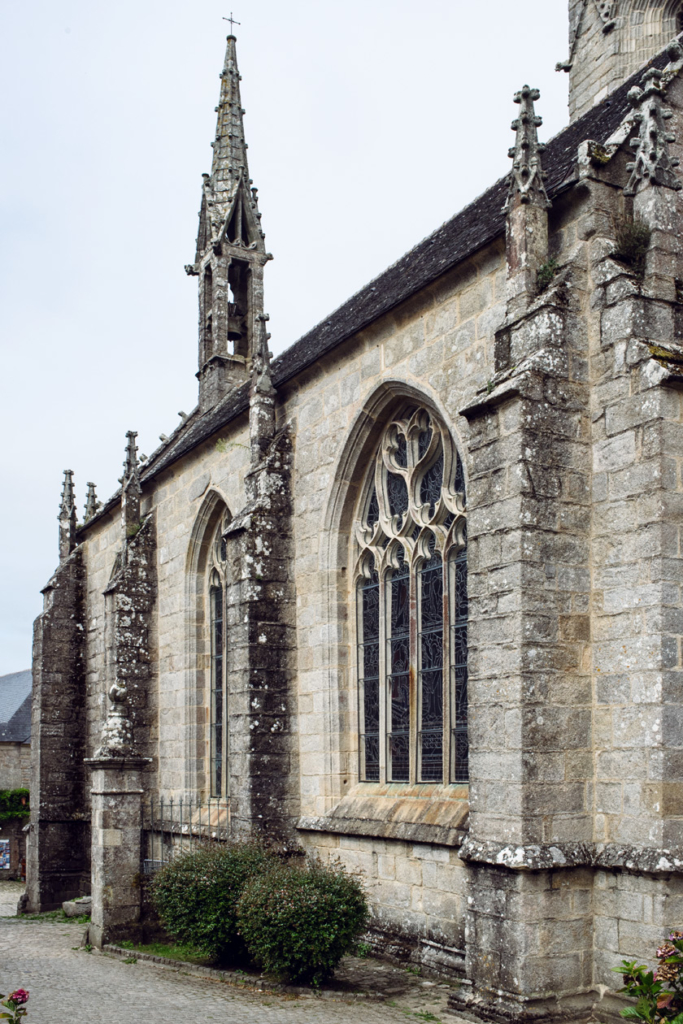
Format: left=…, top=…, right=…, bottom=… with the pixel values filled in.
left=81, top=44, right=672, bottom=529
left=0, top=671, right=32, bottom=744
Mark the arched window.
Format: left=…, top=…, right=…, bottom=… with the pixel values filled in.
left=208, top=516, right=229, bottom=797
left=355, top=406, right=468, bottom=786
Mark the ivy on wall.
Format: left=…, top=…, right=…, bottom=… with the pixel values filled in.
left=0, top=789, right=29, bottom=823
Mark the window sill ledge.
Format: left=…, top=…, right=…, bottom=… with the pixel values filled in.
left=297, top=783, right=469, bottom=849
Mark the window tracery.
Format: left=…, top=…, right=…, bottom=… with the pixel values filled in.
left=355, top=407, right=468, bottom=786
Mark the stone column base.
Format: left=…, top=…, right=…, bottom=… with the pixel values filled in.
left=85, top=756, right=150, bottom=948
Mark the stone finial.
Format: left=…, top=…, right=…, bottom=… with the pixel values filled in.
left=121, top=430, right=142, bottom=537
left=252, top=313, right=274, bottom=396
left=94, top=680, right=135, bottom=758
left=505, top=86, right=551, bottom=212
left=249, top=313, right=276, bottom=464
left=84, top=482, right=101, bottom=523
left=58, top=469, right=77, bottom=562
left=624, top=69, right=682, bottom=196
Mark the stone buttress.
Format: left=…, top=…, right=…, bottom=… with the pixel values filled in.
left=85, top=432, right=156, bottom=947
left=223, top=314, right=298, bottom=846
left=27, top=471, right=89, bottom=911
left=450, top=50, right=683, bottom=1023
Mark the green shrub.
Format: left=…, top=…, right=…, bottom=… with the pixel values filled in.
left=0, top=790, right=29, bottom=823
left=151, top=841, right=275, bottom=961
left=236, top=861, right=369, bottom=985
left=614, top=217, right=651, bottom=279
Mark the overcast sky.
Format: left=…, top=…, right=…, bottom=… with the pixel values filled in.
left=0, top=0, right=569, bottom=675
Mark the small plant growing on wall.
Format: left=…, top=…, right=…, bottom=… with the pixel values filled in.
left=613, top=217, right=651, bottom=279
left=537, top=257, right=559, bottom=292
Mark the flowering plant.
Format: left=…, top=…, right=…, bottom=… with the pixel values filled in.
left=0, top=989, right=29, bottom=1023
left=614, top=933, right=683, bottom=1024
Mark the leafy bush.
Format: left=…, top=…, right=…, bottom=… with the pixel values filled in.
left=236, top=861, right=369, bottom=985
left=0, top=790, right=29, bottom=823
left=613, top=218, right=651, bottom=279
left=614, top=929, right=683, bottom=1023
left=151, top=841, right=275, bottom=961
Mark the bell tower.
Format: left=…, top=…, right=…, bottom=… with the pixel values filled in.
left=564, top=0, right=683, bottom=122
left=186, top=34, right=272, bottom=412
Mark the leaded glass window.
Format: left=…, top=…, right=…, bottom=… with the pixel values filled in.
left=354, top=406, right=468, bottom=785
left=208, top=516, right=229, bottom=797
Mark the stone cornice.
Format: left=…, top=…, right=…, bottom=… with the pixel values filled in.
left=460, top=837, right=683, bottom=875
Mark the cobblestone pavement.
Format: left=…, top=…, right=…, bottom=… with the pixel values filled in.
left=0, top=890, right=459, bottom=1023
left=0, top=881, right=23, bottom=917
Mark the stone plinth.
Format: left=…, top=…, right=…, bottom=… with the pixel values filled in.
left=85, top=756, right=150, bottom=948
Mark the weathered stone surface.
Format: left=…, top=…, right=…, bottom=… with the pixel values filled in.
left=27, top=14, right=683, bottom=1024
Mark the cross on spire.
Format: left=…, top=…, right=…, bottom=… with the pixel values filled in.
left=223, top=12, right=240, bottom=34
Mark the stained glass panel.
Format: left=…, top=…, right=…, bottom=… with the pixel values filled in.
left=418, top=423, right=432, bottom=460
left=359, top=568, right=380, bottom=781
left=355, top=408, right=468, bottom=788
left=450, top=547, right=469, bottom=783
left=420, top=451, right=444, bottom=517
left=387, top=472, right=409, bottom=525
left=210, top=584, right=224, bottom=797
left=366, top=487, right=380, bottom=528
left=387, top=553, right=410, bottom=782
left=418, top=552, right=443, bottom=781
left=395, top=433, right=408, bottom=468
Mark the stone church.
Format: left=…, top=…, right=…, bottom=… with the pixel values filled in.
left=26, top=0, right=683, bottom=1019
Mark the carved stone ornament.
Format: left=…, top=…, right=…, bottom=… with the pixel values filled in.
left=594, top=0, right=616, bottom=32
left=94, top=680, right=135, bottom=758
left=624, top=68, right=682, bottom=196
left=252, top=313, right=274, bottom=396
left=505, top=86, right=551, bottom=211
left=355, top=407, right=466, bottom=580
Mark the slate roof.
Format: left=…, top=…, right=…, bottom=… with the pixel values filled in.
left=0, top=671, right=32, bottom=744
left=82, top=45, right=672, bottom=529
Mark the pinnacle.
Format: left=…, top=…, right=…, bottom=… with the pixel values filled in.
left=123, top=430, right=139, bottom=480
left=59, top=469, right=76, bottom=518
left=195, top=34, right=264, bottom=262
left=84, top=482, right=101, bottom=523
left=211, top=35, right=249, bottom=198
left=505, top=84, right=550, bottom=211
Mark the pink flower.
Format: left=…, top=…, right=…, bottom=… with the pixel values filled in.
left=8, top=990, right=28, bottom=1006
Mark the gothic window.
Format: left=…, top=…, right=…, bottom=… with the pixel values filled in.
left=208, top=515, right=229, bottom=797
left=355, top=406, right=468, bottom=786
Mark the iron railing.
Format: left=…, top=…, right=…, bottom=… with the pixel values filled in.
left=143, top=794, right=232, bottom=874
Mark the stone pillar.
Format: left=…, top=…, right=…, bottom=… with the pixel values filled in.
left=86, top=757, right=149, bottom=947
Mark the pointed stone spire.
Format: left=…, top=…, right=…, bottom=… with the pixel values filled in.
left=249, top=313, right=276, bottom=465
left=58, top=469, right=77, bottom=561
left=505, top=85, right=551, bottom=212
left=189, top=34, right=272, bottom=414
left=504, top=86, right=551, bottom=319
left=624, top=68, right=682, bottom=196
left=84, top=482, right=101, bottom=523
left=120, top=431, right=142, bottom=538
